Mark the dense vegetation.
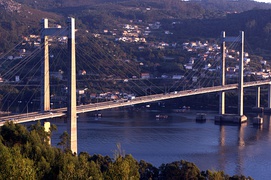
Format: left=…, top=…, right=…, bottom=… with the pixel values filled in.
left=0, top=121, right=253, bottom=179
left=1, top=0, right=271, bottom=59
left=1, top=0, right=271, bottom=52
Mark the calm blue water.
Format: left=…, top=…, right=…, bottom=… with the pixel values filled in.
left=49, top=108, right=271, bottom=180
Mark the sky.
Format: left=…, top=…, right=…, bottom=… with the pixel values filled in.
left=255, top=0, right=271, bottom=2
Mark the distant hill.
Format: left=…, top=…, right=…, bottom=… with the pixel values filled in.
left=1, top=0, right=271, bottom=92
left=12, top=0, right=271, bottom=14
left=0, top=0, right=63, bottom=52
left=196, top=0, right=271, bottom=12
left=1, top=0, right=271, bottom=53
left=166, top=8, right=271, bottom=52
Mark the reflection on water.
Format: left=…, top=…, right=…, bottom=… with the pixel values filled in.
left=49, top=109, right=271, bottom=180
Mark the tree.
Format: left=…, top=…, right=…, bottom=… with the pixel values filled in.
left=77, top=153, right=103, bottom=179
left=58, top=131, right=70, bottom=152
left=159, top=162, right=182, bottom=180
left=57, top=152, right=78, bottom=180
left=159, top=160, right=204, bottom=180
left=105, top=155, right=140, bottom=180
left=0, top=121, right=29, bottom=147
left=139, top=160, right=159, bottom=179
left=179, top=160, right=204, bottom=179
left=0, top=142, right=36, bottom=179
left=29, top=121, right=51, bottom=144
left=113, top=142, right=125, bottom=160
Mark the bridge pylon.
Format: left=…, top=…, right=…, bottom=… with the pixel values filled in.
left=41, top=19, right=50, bottom=112
left=238, top=31, right=245, bottom=117
left=40, top=17, right=77, bottom=154
left=216, top=31, right=247, bottom=123
left=219, top=31, right=226, bottom=115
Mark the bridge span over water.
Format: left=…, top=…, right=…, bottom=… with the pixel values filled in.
left=1, top=79, right=270, bottom=126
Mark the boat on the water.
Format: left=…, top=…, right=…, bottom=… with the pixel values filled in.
left=172, top=106, right=190, bottom=112
left=156, top=114, right=168, bottom=119
left=253, top=115, right=263, bottom=125
left=196, top=113, right=206, bottom=122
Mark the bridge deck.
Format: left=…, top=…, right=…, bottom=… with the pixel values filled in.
left=0, top=80, right=270, bottom=126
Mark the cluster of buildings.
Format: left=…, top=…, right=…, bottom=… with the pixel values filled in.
left=0, top=0, right=21, bottom=13
left=101, top=20, right=176, bottom=50
left=182, top=40, right=271, bottom=80
left=5, top=30, right=68, bottom=61
left=97, top=17, right=271, bottom=82
left=3, top=18, right=271, bottom=86
left=115, top=24, right=146, bottom=43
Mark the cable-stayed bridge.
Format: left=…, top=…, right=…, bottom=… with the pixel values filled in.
left=1, top=79, right=270, bottom=125
left=0, top=18, right=271, bottom=154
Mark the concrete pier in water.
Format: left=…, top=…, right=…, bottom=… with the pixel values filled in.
left=215, top=114, right=247, bottom=124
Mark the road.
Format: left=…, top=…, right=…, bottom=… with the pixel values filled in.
left=0, top=80, right=270, bottom=126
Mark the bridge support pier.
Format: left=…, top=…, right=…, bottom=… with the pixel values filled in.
left=256, top=86, right=261, bottom=108
left=219, top=92, right=225, bottom=115
left=44, top=122, right=51, bottom=145
left=252, top=86, right=263, bottom=113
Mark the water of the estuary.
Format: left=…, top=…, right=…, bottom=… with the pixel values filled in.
left=49, top=107, right=271, bottom=180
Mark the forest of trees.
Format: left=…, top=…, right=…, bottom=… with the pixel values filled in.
left=64, top=0, right=271, bottom=51
left=0, top=121, right=253, bottom=179
left=2, top=0, right=271, bottom=54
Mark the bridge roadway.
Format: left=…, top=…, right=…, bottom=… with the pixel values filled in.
left=0, top=80, right=270, bottom=126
